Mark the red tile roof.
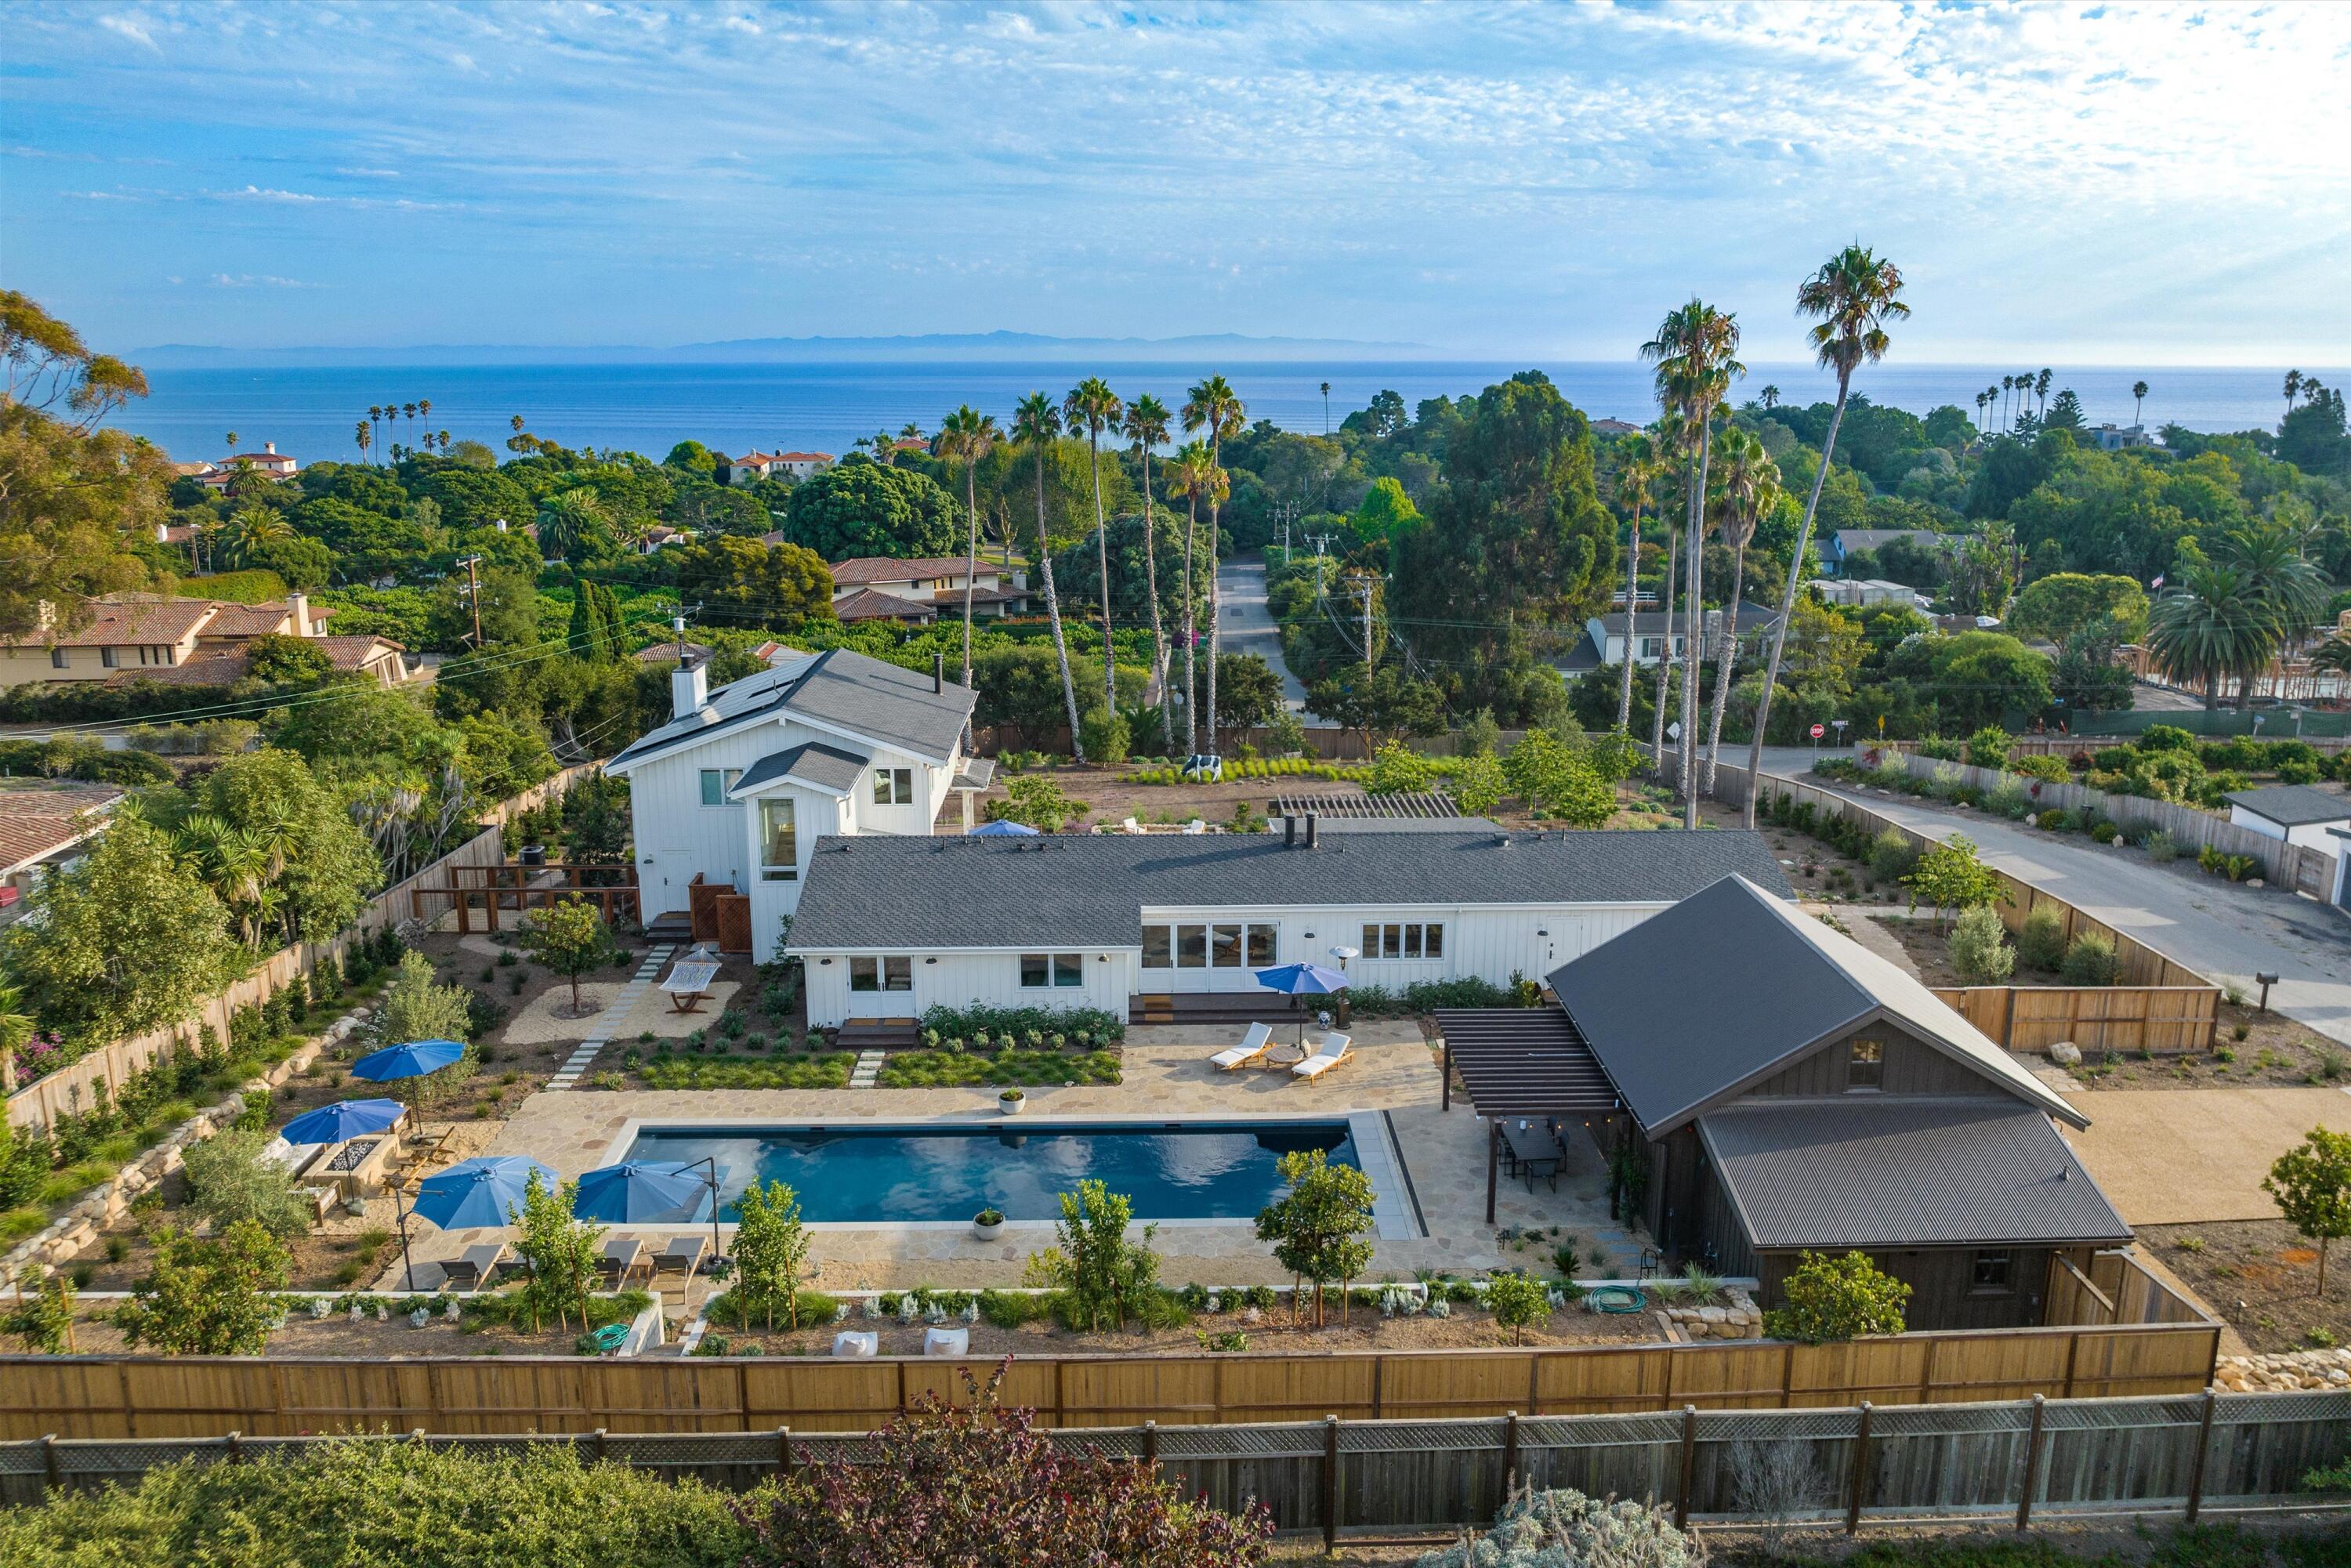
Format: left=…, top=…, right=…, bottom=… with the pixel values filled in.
left=828, top=556, right=991, bottom=585
left=832, top=588, right=938, bottom=623
left=0, top=783, right=121, bottom=875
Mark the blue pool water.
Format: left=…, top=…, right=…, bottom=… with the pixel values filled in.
left=618, top=1120, right=1358, bottom=1224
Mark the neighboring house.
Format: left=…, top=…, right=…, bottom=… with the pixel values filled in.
left=1538, top=875, right=2129, bottom=1331
left=1824, top=529, right=1949, bottom=576
left=106, top=633, right=409, bottom=691
left=638, top=526, right=689, bottom=554
left=192, top=442, right=301, bottom=491
left=1559, top=603, right=1773, bottom=673
left=2225, top=785, right=2351, bottom=860
left=828, top=557, right=1030, bottom=622
left=603, top=648, right=992, bottom=951
left=786, top=822, right=1791, bottom=1027
left=0, top=593, right=345, bottom=690
left=1590, top=418, right=1643, bottom=436
left=722, top=450, right=833, bottom=486
left=634, top=640, right=715, bottom=667
left=0, top=781, right=121, bottom=922
left=2079, top=424, right=2152, bottom=452
left=1809, top=578, right=1926, bottom=610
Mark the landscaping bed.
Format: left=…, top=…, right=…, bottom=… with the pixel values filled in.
left=875, top=1048, right=1122, bottom=1088
left=47, top=1286, right=655, bottom=1359
left=2138, top=1221, right=2351, bottom=1355
left=632, top=1052, right=855, bottom=1090
left=2055, top=1001, right=2343, bottom=1089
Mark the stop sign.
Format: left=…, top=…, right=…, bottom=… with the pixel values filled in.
left=1809, top=723, right=1826, bottom=740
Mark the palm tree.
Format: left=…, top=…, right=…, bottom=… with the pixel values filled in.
left=900, top=420, right=925, bottom=446
left=2132, top=380, right=2149, bottom=429
left=2035, top=369, right=2052, bottom=422
left=1741, top=244, right=1907, bottom=825
left=367, top=404, right=383, bottom=462
left=353, top=420, right=371, bottom=465
left=2284, top=369, right=2303, bottom=422
left=2146, top=567, right=2274, bottom=709
left=219, top=508, right=292, bottom=568
left=1065, top=377, right=1125, bottom=715
left=1648, top=413, right=1689, bottom=766
left=1759, top=386, right=1780, bottom=409
left=1181, top=375, right=1245, bottom=755
left=1974, top=390, right=1988, bottom=432
left=1701, top=428, right=1779, bottom=793
left=1640, top=298, right=1744, bottom=825
left=225, top=430, right=239, bottom=456
left=1320, top=380, right=1331, bottom=434
left=534, top=487, right=611, bottom=560
left=935, top=404, right=998, bottom=717
left=1166, top=440, right=1223, bottom=755
left=2222, top=520, right=2330, bottom=664
left=437, top=429, right=450, bottom=452
left=1123, top=393, right=1177, bottom=752
left=418, top=397, right=431, bottom=431
left=1986, top=385, right=2000, bottom=431
left=1013, top=392, right=1086, bottom=762
left=1612, top=433, right=1661, bottom=732
left=1999, top=375, right=2014, bottom=429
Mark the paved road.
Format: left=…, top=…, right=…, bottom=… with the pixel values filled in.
left=1752, top=747, right=2351, bottom=1048
left=1215, top=554, right=1317, bottom=716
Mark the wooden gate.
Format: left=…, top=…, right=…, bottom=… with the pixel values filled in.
left=715, top=893, right=753, bottom=954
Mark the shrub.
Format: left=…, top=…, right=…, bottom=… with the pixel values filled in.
left=2264, top=1128, right=2351, bottom=1295
left=182, top=1128, right=313, bottom=1241
left=1366, top=738, right=1436, bottom=795
left=1867, top=828, right=1916, bottom=884
left=1483, top=1272, right=1552, bottom=1345
left=2060, top=932, right=2118, bottom=985
left=1984, top=779, right=2030, bottom=820
left=2146, top=831, right=2179, bottom=863
left=1964, top=726, right=2011, bottom=770
left=1762, top=1250, right=1909, bottom=1343
left=1021, top=1180, right=1161, bottom=1331
left=2009, top=753, right=2070, bottom=784
left=1948, top=905, right=2016, bottom=984
left=1077, top=705, right=1130, bottom=766
left=1415, top=1481, right=1700, bottom=1568
left=2015, top=907, right=2068, bottom=972
left=114, top=1221, right=289, bottom=1355
left=375, top=950, right=473, bottom=1049
left=2036, top=808, right=2070, bottom=831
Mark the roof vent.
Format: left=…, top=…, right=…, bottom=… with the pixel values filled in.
left=1495, top=833, right=1512, bottom=848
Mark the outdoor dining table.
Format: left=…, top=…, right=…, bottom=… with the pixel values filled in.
left=1502, top=1119, right=1565, bottom=1193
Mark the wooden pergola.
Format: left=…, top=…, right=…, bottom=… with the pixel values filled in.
left=1433, top=1008, right=1623, bottom=1223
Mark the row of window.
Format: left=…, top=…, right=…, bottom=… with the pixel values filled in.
left=702, top=766, right=918, bottom=809
left=1140, top=922, right=1277, bottom=970
left=1020, top=952, right=1087, bottom=989
left=50, top=646, right=178, bottom=670
left=846, top=952, right=1090, bottom=992
left=1361, top=922, right=1444, bottom=959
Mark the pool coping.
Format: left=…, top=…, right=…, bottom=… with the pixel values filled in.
left=595, top=1110, right=1425, bottom=1240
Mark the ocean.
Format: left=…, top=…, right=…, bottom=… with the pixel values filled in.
left=107, top=360, right=2338, bottom=472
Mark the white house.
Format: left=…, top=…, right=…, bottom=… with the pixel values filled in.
left=722, top=450, right=833, bottom=486
left=785, top=824, right=1793, bottom=1029
left=601, top=648, right=993, bottom=956
left=1559, top=603, right=1773, bottom=674
left=2225, top=785, right=2351, bottom=859
left=193, top=442, right=300, bottom=491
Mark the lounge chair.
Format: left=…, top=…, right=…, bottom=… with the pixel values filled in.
left=1210, top=1022, right=1274, bottom=1071
left=654, top=1233, right=707, bottom=1286
left=441, top=1242, right=507, bottom=1292
left=1291, top=1032, right=1354, bottom=1082
left=597, top=1237, right=646, bottom=1288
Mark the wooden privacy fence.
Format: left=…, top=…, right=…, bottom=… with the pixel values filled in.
left=1, top=1391, right=2343, bottom=1542
left=408, top=863, right=642, bottom=935
left=0, top=1320, right=2219, bottom=1440
left=1928, top=986, right=2219, bottom=1054
left=2050, top=1252, right=2212, bottom=1331
left=1690, top=754, right=2218, bottom=990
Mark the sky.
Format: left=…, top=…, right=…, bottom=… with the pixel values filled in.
left=3, top=1, right=2347, bottom=365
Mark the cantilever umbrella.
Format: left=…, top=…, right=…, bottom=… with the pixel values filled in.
left=969, top=820, right=1041, bottom=837
left=351, top=1038, right=466, bottom=1083
left=573, top=1161, right=705, bottom=1222
left=1254, top=961, right=1350, bottom=1046
left=411, top=1156, right=561, bottom=1230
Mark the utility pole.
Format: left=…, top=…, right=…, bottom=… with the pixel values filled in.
left=458, top=555, right=483, bottom=647
left=1355, top=576, right=1376, bottom=687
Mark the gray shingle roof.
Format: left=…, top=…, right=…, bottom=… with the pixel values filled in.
left=730, top=740, right=871, bottom=798
left=2224, top=784, right=2350, bottom=828
left=607, top=646, right=974, bottom=772
left=1546, top=875, right=2080, bottom=1132
left=788, top=828, right=1795, bottom=951
left=1698, top=1099, right=2130, bottom=1251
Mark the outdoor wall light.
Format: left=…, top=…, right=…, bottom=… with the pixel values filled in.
left=925, top=957, right=938, bottom=965
left=818, top=958, right=831, bottom=965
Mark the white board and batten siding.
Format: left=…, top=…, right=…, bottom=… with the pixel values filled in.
left=800, top=900, right=1671, bottom=1027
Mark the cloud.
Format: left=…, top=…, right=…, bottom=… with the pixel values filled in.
left=209, top=273, right=321, bottom=289
left=95, top=13, right=158, bottom=50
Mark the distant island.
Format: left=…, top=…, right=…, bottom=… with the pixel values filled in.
left=131, top=330, right=1435, bottom=369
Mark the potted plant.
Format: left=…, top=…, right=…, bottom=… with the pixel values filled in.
left=973, top=1208, right=1005, bottom=1240
left=998, top=1088, right=1026, bottom=1117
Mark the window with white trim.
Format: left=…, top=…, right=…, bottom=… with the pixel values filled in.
left=699, top=768, right=743, bottom=806
left=50, top=648, right=68, bottom=669
left=847, top=955, right=914, bottom=994
left=758, top=797, right=798, bottom=881
left=1020, top=952, right=1085, bottom=988
left=1360, top=922, right=1442, bottom=960
left=1140, top=923, right=1276, bottom=969
left=873, top=767, right=915, bottom=806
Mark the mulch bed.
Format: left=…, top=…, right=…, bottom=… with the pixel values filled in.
left=2137, top=1220, right=2351, bottom=1354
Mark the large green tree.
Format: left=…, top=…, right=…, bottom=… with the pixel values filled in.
left=780, top=453, right=959, bottom=561
left=668, top=535, right=836, bottom=633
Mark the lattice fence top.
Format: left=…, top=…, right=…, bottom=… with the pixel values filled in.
left=1522, top=1413, right=1686, bottom=1449
left=1867, top=1403, right=2033, bottom=1439
left=2043, top=1396, right=2207, bottom=1432
left=2217, top=1389, right=2351, bottom=1424
left=604, top=1433, right=781, bottom=1467
left=791, top=1435, right=884, bottom=1465
left=1045, top=1429, right=1145, bottom=1459
left=1697, top=1408, right=1859, bottom=1443
left=1342, top=1419, right=1502, bottom=1454
left=1157, top=1422, right=1328, bottom=1461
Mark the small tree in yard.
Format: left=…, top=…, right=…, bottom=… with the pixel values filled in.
left=1485, top=1272, right=1552, bottom=1346
left=1763, top=1250, right=1911, bottom=1343
left=183, top=1126, right=313, bottom=1241
left=521, top=895, right=618, bottom=1015
left=375, top=949, right=473, bottom=1045
left=733, top=1178, right=814, bottom=1330
left=1965, top=726, right=2012, bottom=770
left=116, top=1221, right=288, bottom=1355
left=2265, top=1128, right=2351, bottom=1296
left=991, top=773, right=1085, bottom=831
left=1948, top=904, right=2016, bottom=984
left=5, top=1266, right=77, bottom=1353
left=1023, top=1179, right=1159, bottom=1331
left=741, top=1363, right=1273, bottom=1565
left=1254, top=1148, right=1377, bottom=1326
left=1903, top=833, right=2008, bottom=929
left=510, top=1169, right=603, bottom=1332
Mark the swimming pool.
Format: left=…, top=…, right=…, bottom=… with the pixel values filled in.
left=614, top=1118, right=1362, bottom=1226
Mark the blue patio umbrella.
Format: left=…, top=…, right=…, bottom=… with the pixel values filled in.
left=969, top=819, right=1041, bottom=837
left=573, top=1161, right=708, bottom=1223
left=1255, top=961, right=1350, bottom=1045
left=411, top=1156, right=560, bottom=1230
left=350, top=1037, right=466, bottom=1083
left=278, top=1097, right=406, bottom=1146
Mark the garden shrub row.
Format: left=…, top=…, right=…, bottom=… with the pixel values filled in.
left=917, top=1001, right=1124, bottom=1046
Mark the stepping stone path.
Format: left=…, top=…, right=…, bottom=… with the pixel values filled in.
left=849, top=1050, right=886, bottom=1089
left=545, top=944, right=674, bottom=1091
